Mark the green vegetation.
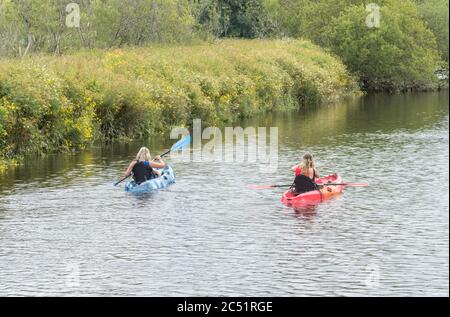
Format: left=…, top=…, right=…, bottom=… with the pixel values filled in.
left=0, top=0, right=448, bottom=166
left=262, top=0, right=446, bottom=91
left=0, top=0, right=447, bottom=91
left=198, top=0, right=449, bottom=90
left=0, top=0, right=200, bottom=56
left=0, top=39, right=357, bottom=164
left=415, top=0, right=449, bottom=62
left=323, top=0, right=441, bottom=92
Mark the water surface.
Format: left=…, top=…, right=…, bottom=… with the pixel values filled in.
left=0, top=91, right=448, bottom=296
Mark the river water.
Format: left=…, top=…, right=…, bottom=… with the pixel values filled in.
left=0, top=91, right=448, bottom=296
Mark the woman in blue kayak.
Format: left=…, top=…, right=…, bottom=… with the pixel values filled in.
left=290, top=153, right=320, bottom=194
left=124, top=147, right=166, bottom=185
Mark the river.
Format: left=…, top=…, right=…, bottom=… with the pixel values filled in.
left=0, top=91, right=448, bottom=296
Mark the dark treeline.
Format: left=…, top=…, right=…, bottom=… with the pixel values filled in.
left=0, top=0, right=448, bottom=91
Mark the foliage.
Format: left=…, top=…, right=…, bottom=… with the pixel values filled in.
left=260, top=0, right=446, bottom=91
left=0, top=0, right=200, bottom=57
left=0, top=0, right=447, bottom=92
left=322, top=0, right=441, bottom=91
left=0, top=60, right=96, bottom=160
left=0, top=39, right=357, bottom=163
left=415, top=0, right=449, bottom=62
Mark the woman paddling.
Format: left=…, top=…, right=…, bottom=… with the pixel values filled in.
left=125, top=147, right=166, bottom=185
left=290, top=153, right=320, bottom=194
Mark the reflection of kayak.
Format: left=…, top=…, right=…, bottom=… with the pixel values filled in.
left=125, top=165, right=175, bottom=194
left=281, top=173, right=344, bottom=206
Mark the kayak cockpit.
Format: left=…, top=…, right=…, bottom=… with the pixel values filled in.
left=281, top=173, right=344, bottom=206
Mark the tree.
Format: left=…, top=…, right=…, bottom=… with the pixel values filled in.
left=275, top=0, right=362, bottom=45
left=260, top=0, right=286, bottom=37
left=415, top=0, right=449, bottom=62
left=199, top=0, right=268, bottom=38
left=194, top=0, right=222, bottom=38
left=323, top=0, right=441, bottom=91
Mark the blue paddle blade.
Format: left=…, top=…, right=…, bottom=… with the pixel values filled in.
left=170, top=135, right=191, bottom=152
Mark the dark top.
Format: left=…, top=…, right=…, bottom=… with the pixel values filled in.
left=132, top=160, right=156, bottom=185
left=293, top=173, right=319, bottom=194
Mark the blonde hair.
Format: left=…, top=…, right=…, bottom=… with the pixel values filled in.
left=136, top=147, right=152, bottom=162
left=300, top=153, right=314, bottom=176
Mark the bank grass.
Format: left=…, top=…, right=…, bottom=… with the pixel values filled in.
left=0, top=39, right=358, bottom=164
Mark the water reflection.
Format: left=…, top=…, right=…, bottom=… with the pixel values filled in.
left=1, top=91, right=447, bottom=192
left=289, top=204, right=319, bottom=219
left=0, top=91, right=448, bottom=296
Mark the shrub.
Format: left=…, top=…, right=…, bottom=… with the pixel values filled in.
left=0, top=39, right=358, bottom=164
left=322, top=0, right=441, bottom=91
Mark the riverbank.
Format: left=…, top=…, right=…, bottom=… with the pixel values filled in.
left=0, top=39, right=358, bottom=168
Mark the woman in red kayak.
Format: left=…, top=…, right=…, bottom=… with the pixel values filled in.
left=124, top=147, right=166, bottom=185
left=290, top=153, right=320, bottom=194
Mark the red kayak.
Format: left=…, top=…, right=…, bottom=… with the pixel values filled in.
left=281, top=173, right=344, bottom=207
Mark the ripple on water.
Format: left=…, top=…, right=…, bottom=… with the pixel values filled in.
left=0, top=94, right=448, bottom=296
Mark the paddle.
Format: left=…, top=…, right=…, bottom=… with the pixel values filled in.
left=250, top=184, right=293, bottom=189
left=114, top=135, right=192, bottom=186
left=324, top=183, right=369, bottom=187
left=250, top=182, right=369, bottom=190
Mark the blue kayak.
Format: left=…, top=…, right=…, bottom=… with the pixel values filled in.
left=125, top=165, right=175, bottom=194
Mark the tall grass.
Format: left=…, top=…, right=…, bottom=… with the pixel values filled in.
left=0, top=39, right=358, bottom=165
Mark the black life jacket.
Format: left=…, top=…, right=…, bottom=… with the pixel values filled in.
left=293, top=174, right=320, bottom=195
left=132, top=161, right=156, bottom=185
